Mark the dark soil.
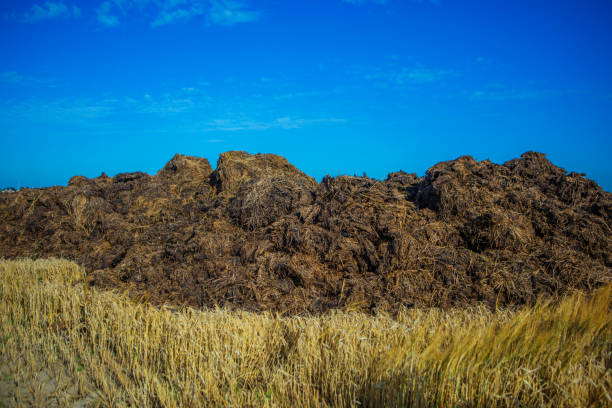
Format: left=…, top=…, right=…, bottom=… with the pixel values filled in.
left=1, top=151, right=610, bottom=314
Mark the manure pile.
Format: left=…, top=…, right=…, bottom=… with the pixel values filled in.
left=1, top=151, right=610, bottom=313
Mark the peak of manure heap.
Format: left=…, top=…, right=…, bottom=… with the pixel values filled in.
left=1, top=151, right=610, bottom=314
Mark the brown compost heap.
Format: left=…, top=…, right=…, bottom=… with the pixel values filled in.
left=1, top=151, right=611, bottom=314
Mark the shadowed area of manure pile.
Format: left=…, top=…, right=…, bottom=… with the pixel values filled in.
left=1, top=151, right=610, bottom=314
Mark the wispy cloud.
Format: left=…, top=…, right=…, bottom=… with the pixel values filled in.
left=273, top=91, right=326, bottom=101
left=2, top=98, right=119, bottom=124
left=58, top=100, right=118, bottom=119
left=24, top=1, right=80, bottom=22
left=470, top=88, right=546, bottom=102
left=96, top=1, right=119, bottom=27
left=151, top=5, right=206, bottom=27
left=135, top=96, right=198, bottom=114
left=207, top=0, right=261, bottom=26
left=1, top=93, right=177, bottom=124
left=93, top=0, right=261, bottom=28
left=341, top=0, right=389, bottom=5
left=0, top=71, right=59, bottom=87
left=396, top=67, right=453, bottom=84
left=341, top=0, right=440, bottom=5
left=350, top=63, right=456, bottom=87
left=465, top=81, right=590, bottom=102
left=2, top=93, right=201, bottom=126
left=201, top=117, right=345, bottom=132
left=0, top=71, right=24, bottom=84
left=0, top=81, right=345, bottom=134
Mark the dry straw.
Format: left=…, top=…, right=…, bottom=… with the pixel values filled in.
left=1, top=258, right=610, bottom=407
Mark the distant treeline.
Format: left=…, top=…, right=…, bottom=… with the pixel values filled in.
left=1, top=187, right=21, bottom=192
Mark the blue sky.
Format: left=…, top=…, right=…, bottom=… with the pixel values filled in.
left=1, top=0, right=611, bottom=190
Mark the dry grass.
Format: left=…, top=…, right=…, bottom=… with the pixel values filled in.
left=0, top=258, right=610, bottom=407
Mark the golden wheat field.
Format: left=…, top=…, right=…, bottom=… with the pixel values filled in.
left=0, top=258, right=610, bottom=407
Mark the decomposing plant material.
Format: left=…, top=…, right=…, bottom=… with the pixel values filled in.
left=0, top=151, right=610, bottom=313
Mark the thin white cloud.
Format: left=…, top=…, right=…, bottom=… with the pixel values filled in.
left=273, top=91, right=325, bottom=101
left=2, top=98, right=119, bottom=124
left=93, top=0, right=261, bottom=28
left=123, top=89, right=214, bottom=114
left=151, top=4, right=206, bottom=27
left=342, top=0, right=388, bottom=4
left=0, top=84, right=348, bottom=143
left=207, top=0, right=261, bottom=26
left=0, top=71, right=24, bottom=84
left=350, top=64, right=455, bottom=86
left=396, top=67, right=453, bottom=84
left=24, top=2, right=81, bottom=22
left=470, top=89, right=542, bottom=101
left=138, top=97, right=196, bottom=113
left=2, top=92, right=201, bottom=124
left=342, top=0, right=440, bottom=5
left=96, top=1, right=120, bottom=27
left=467, top=82, right=586, bottom=101
left=201, top=117, right=345, bottom=132
left=60, top=101, right=117, bottom=119
left=0, top=71, right=60, bottom=87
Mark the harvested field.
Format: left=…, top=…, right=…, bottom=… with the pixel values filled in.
left=1, top=258, right=610, bottom=407
left=0, top=151, right=611, bottom=313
